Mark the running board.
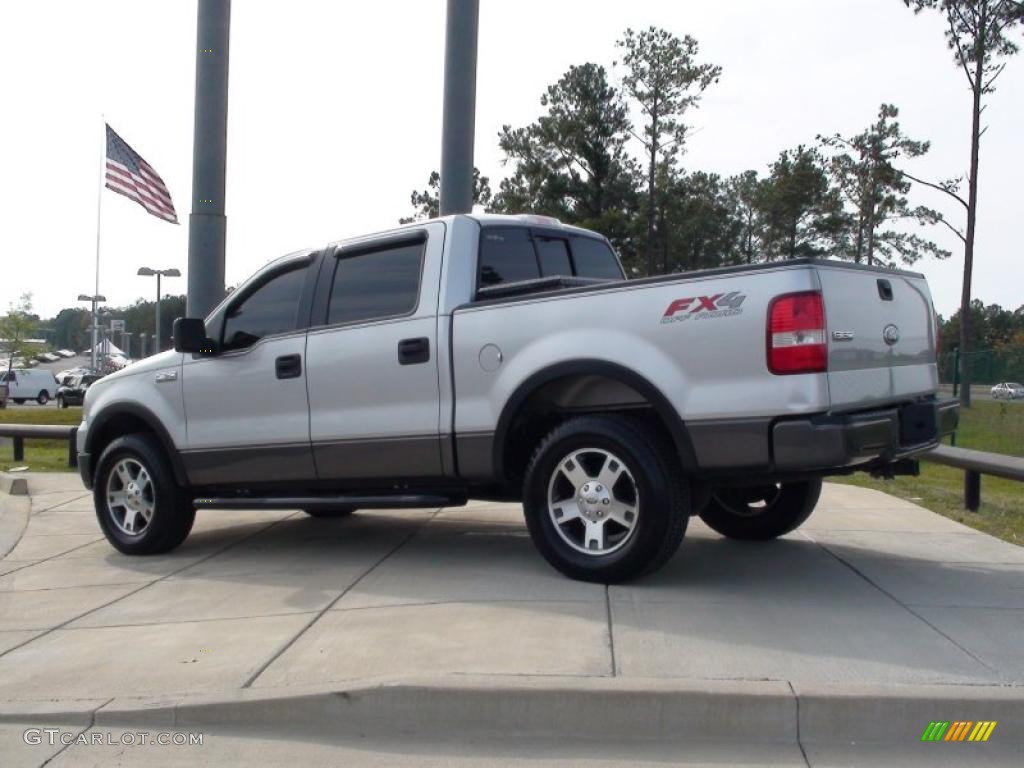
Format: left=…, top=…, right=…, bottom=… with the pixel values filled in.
left=193, top=494, right=458, bottom=510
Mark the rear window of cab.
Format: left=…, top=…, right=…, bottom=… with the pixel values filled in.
left=478, top=228, right=623, bottom=288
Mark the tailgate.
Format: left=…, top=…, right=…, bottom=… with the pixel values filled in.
left=818, top=266, right=938, bottom=410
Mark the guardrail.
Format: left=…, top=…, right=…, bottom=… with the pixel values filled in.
left=0, top=424, right=78, bottom=468
left=922, top=444, right=1024, bottom=511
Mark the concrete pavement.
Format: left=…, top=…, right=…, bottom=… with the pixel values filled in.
left=0, top=472, right=1022, bottom=765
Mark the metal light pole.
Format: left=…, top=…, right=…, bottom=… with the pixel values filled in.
left=102, top=327, right=112, bottom=371
left=187, top=0, right=231, bottom=319
left=439, top=0, right=479, bottom=216
left=77, top=293, right=106, bottom=372
left=138, top=268, right=181, bottom=353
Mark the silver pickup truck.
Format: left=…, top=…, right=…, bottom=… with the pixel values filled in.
left=76, top=213, right=957, bottom=582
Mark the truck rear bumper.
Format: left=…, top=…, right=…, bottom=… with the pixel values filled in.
left=772, top=399, right=958, bottom=472
left=688, top=398, right=958, bottom=476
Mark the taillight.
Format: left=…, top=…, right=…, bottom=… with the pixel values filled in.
left=767, top=291, right=827, bottom=375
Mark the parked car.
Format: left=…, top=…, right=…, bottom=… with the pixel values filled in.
left=991, top=382, right=1024, bottom=400
left=76, top=213, right=957, bottom=582
left=56, top=367, right=91, bottom=385
left=56, top=349, right=77, bottom=358
left=56, top=373, right=103, bottom=408
left=0, top=368, right=58, bottom=404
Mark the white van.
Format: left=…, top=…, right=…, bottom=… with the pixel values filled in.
left=0, top=368, right=59, bottom=404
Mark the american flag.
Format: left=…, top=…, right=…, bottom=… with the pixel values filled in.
left=105, top=124, right=178, bottom=224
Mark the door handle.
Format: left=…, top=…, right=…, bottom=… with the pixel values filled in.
left=398, top=337, right=430, bottom=365
left=275, top=354, right=302, bottom=379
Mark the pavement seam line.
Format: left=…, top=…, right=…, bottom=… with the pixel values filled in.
left=47, top=608, right=322, bottom=632
left=800, top=531, right=1001, bottom=675
left=0, top=536, right=103, bottom=579
left=241, top=508, right=442, bottom=689
left=0, top=514, right=299, bottom=660
left=37, top=697, right=113, bottom=767
left=32, top=493, right=93, bottom=516
left=604, top=585, right=617, bottom=677
left=787, top=680, right=811, bottom=768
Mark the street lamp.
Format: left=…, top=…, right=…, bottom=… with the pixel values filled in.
left=77, top=293, right=106, bottom=372
left=137, top=268, right=181, bottom=353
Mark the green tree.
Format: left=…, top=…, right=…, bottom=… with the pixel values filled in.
left=756, top=146, right=845, bottom=260
left=903, top=0, right=1024, bottom=406
left=725, top=170, right=764, bottom=264
left=494, top=63, right=640, bottom=267
left=398, top=168, right=493, bottom=224
left=820, top=104, right=951, bottom=266
left=616, top=27, right=721, bottom=275
left=658, top=171, right=742, bottom=272
left=49, top=307, right=91, bottom=351
left=0, top=293, right=38, bottom=369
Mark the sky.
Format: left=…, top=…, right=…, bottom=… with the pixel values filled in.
left=1, top=0, right=1021, bottom=320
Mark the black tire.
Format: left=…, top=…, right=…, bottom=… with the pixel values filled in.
left=37, top=391, right=49, bottom=405
left=57, top=396, right=67, bottom=409
left=700, top=479, right=822, bottom=541
left=93, top=433, right=195, bottom=555
left=12, top=398, right=24, bottom=405
left=303, top=506, right=355, bottom=519
left=522, top=415, right=688, bottom=584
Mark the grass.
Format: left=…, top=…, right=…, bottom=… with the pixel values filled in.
left=835, top=399, right=1024, bottom=546
left=0, top=406, right=82, bottom=472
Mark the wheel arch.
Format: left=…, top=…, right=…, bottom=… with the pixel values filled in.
left=86, top=404, right=189, bottom=487
left=492, top=359, right=698, bottom=488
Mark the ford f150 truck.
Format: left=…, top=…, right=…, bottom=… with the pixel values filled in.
left=76, top=214, right=957, bottom=582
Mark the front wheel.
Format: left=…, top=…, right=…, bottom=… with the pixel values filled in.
left=522, top=415, right=688, bottom=583
left=93, top=433, right=195, bottom=555
left=37, top=391, right=49, bottom=405
left=57, top=396, right=67, bottom=409
left=699, top=479, right=822, bottom=541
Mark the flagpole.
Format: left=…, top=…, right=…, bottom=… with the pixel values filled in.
left=91, top=118, right=105, bottom=373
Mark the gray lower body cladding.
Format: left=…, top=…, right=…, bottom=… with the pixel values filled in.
left=688, top=398, right=958, bottom=477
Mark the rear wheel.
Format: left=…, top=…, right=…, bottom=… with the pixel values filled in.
left=303, top=506, right=355, bottom=519
left=700, top=479, right=822, bottom=540
left=36, top=391, right=49, bottom=405
left=522, top=415, right=688, bottom=583
left=93, top=433, right=195, bottom=555
left=12, top=398, right=24, bottom=405
left=57, top=395, right=67, bottom=409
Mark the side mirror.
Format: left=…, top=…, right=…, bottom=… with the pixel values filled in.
left=173, top=317, right=217, bottom=355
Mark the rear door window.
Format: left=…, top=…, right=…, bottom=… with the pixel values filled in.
left=326, top=242, right=424, bottom=325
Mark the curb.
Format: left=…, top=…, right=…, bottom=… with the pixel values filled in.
left=0, top=486, right=30, bottom=560
left=0, top=471, right=29, bottom=496
left=1, top=676, right=1021, bottom=747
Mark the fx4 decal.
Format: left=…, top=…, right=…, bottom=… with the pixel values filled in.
left=661, top=291, right=747, bottom=324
